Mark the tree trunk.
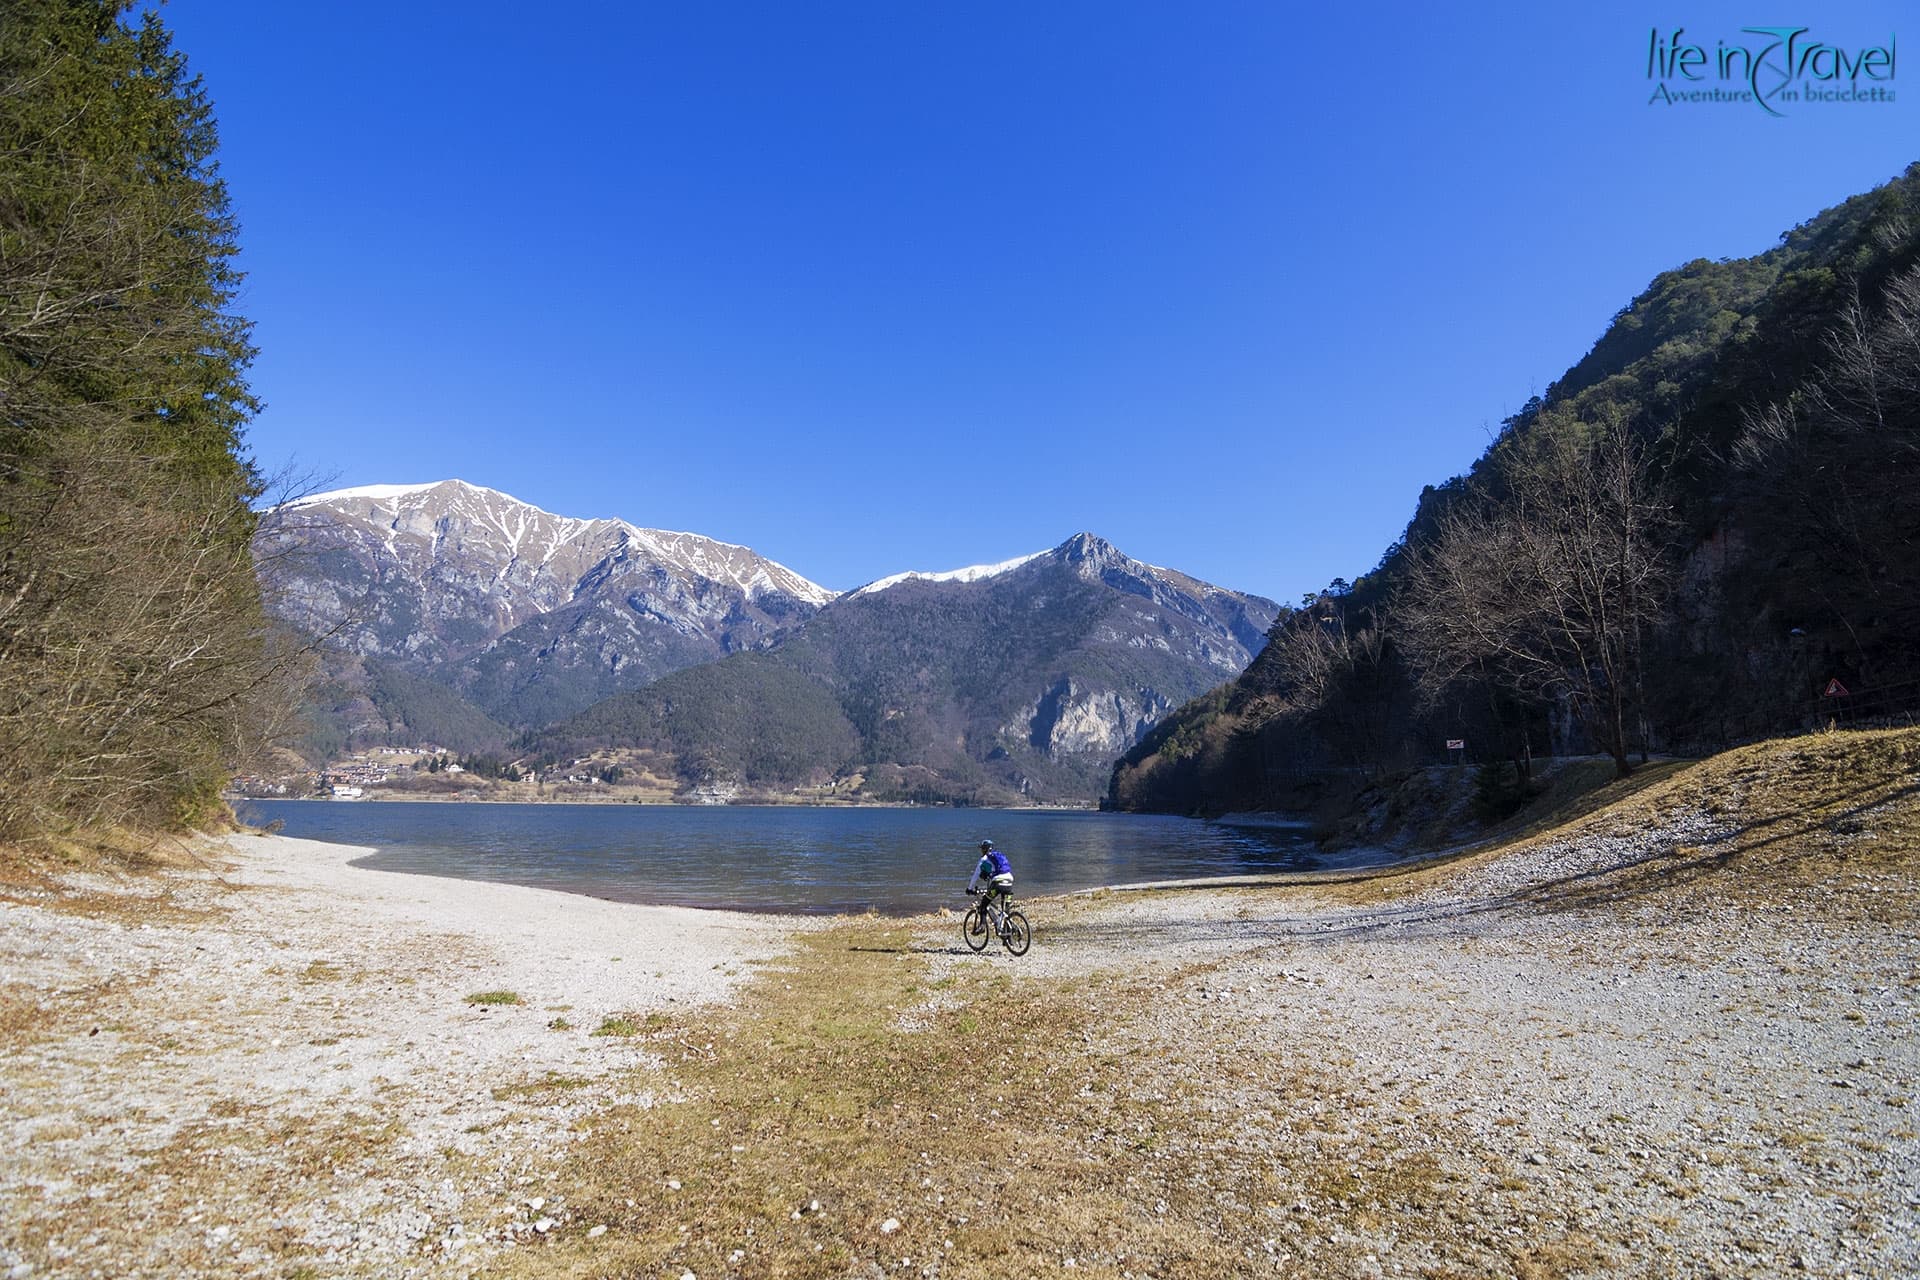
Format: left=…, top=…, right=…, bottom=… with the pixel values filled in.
left=1607, top=682, right=1634, bottom=778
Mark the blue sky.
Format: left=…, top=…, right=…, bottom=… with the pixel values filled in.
left=163, top=2, right=1913, bottom=603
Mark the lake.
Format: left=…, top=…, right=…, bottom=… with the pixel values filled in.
left=234, top=801, right=1319, bottom=915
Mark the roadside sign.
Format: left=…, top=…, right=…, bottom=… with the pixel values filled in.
left=1823, top=678, right=1850, bottom=698
left=1445, top=739, right=1465, bottom=750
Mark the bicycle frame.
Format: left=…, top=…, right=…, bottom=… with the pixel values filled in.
left=963, top=889, right=1030, bottom=955
left=976, top=891, right=1014, bottom=931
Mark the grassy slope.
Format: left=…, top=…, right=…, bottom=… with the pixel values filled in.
left=1328, top=726, right=1919, bottom=916
left=489, top=726, right=1918, bottom=1279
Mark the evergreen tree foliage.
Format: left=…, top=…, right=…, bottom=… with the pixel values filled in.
left=363, top=658, right=509, bottom=753
left=0, top=0, right=287, bottom=834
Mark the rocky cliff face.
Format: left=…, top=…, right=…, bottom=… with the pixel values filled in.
left=1046, top=532, right=1275, bottom=668
left=986, top=535, right=1276, bottom=774
left=1019, top=677, right=1176, bottom=757
left=258, top=481, right=832, bottom=727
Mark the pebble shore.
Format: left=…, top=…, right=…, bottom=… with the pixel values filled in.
left=2, top=791, right=1914, bottom=1278
left=0, top=835, right=799, bottom=1277
left=933, top=800, right=1918, bottom=1278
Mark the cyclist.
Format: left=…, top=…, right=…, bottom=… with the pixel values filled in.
left=967, top=839, right=1014, bottom=935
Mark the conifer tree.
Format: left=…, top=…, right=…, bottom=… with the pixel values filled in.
left=0, top=0, right=293, bottom=835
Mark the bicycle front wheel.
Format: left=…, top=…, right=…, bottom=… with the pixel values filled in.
left=1000, top=910, right=1031, bottom=956
left=962, top=907, right=990, bottom=952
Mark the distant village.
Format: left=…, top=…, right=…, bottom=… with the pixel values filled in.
left=226, top=745, right=905, bottom=807
left=228, top=746, right=647, bottom=803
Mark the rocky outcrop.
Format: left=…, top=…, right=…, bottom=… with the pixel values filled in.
left=1021, top=677, right=1175, bottom=757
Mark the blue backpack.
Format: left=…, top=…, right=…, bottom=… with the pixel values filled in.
left=987, top=850, right=1012, bottom=878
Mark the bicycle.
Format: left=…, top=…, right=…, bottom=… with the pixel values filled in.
left=962, top=889, right=1031, bottom=956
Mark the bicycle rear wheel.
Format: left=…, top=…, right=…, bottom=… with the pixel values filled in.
left=1000, top=910, right=1031, bottom=956
left=962, top=907, right=990, bottom=952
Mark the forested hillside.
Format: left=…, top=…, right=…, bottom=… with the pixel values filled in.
left=1111, top=163, right=1920, bottom=818
left=535, top=534, right=1278, bottom=805
left=0, top=2, right=293, bottom=835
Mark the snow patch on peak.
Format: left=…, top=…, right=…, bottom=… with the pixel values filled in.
left=282, top=481, right=835, bottom=605
left=287, top=479, right=522, bottom=509
left=616, top=521, right=750, bottom=556
left=851, top=550, right=1048, bottom=598
left=612, top=523, right=837, bottom=606
left=288, top=481, right=446, bottom=507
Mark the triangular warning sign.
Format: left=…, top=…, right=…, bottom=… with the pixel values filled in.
left=1823, top=678, right=1850, bottom=698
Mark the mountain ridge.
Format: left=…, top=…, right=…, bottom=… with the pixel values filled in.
left=535, top=530, right=1279, bottom=804
left=258, top=483, right=1280, bottom=800
left=257, top=480, right=834, bottom=737
left=280, top=480, right=834, bottom=613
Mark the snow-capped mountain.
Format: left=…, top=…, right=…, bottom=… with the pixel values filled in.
left=261, top=483, right=1281, bottom=799
left=258, top=480, right=832, bottom=727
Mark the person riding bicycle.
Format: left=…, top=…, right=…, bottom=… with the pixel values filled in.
left=967, top=839, right=1014, bottom=934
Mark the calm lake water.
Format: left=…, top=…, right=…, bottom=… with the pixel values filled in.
left=234, top=801, right=1318, bottom=915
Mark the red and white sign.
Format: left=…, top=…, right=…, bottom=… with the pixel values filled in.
left=1823, top=678, right=1851, bottom=698
left=1445, top=739, right=1466, bottom=750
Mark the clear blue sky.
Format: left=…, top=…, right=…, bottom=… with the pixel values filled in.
left=162, top=1, right=1913, bottom=603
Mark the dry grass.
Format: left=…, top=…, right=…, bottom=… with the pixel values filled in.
left=1, top=967, right=136, bottom=1050
left=494, top=1072, right=594, bottom=1104
left=0, top=830, right=238, bottom=928
left=482, top=727, right=1920, bottom=1278
left=0, top=880, right=228, bottom=928
left=1535, top=726, right=1920, bottom=919
left=485, top=929, right=1256, bottom=1277
left=1322, top=727, right=1920, bottom=918
left=302, top=959, right=348, bottom=983
left=1490, top=758, right=1692, bottom=845
left=0, top=983, right=56, bottom=1040
left=485, top=928, right=1600, bottom=1280
left=6, top=1098, right=410, bottom=1278
left=0, top=826, right=223, bottom=879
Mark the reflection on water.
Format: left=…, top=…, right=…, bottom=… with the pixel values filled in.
left=235, top=801, right=1319, bottom=915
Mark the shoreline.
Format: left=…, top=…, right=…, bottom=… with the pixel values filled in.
left=223, top=806, right=1349, bottom=918
left=232, top=793, right=1106, bottom=812
left=9, top=732, right=1915, bottom=1277
left=301, top=838, right=1402, bottom=921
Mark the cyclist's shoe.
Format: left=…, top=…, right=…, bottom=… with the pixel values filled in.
left=970, top=920, right=986, bottom=936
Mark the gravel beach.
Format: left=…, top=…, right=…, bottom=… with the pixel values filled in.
left=916, top=782, right=1918, bottom=1278
left=2, top=755, right=1915, bottom=1279
left=0, top=833, right=803, bottom=1277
